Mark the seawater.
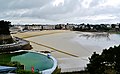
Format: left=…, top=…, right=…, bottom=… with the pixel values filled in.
left=73, top=32, right=120, bottom=53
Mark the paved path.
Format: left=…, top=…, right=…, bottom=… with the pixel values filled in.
left=57, top=57, right=88, bottom=72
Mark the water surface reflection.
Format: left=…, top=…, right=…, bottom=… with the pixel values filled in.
left=79, top=32, right=110, bottom=40
left=74, top=32, right=120, bottom=51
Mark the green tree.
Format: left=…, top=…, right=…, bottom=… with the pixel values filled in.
left=86, top=24, right=91, bottom=30
left=87, top=45, right=120, bottom=74
left=0, top=20, right=11, bottom=35
left=0, top=20, right=13, bottom=44
left=111, top=24, right=115, bottom=28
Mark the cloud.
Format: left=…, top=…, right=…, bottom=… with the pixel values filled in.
left=52, top=0, right=64, bottom=6
left=81, top=0, right=93, bottom=8
left=0, top=0, right=120, bottom=24
left=98, top=0, right=120, bottom=7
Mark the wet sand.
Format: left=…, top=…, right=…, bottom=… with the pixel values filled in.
left=26, top=32, right=94, bottom=58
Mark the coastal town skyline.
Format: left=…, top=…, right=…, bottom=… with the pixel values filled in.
left=0, top=0, right=120, bottom=24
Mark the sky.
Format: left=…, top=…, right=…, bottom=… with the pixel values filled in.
left=0, top=0, right=120, bottom=24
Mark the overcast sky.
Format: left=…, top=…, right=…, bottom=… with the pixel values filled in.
left=0, top=0, right=120, bottom=24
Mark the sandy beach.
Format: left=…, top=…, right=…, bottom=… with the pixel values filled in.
left=12, top=30, right=68, bottom=38
left=12, top=30, right=103, bottom=72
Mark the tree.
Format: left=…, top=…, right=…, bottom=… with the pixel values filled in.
left=86, top=24, right=91, bottom=30
left=0, top=20, right=11, bottom=35
left=119, top=23, right=120, bottom=28
left=87, top=45, right=120, bottom=74
left=111, top=24, right=115, bottom=28
left=0, top=20, right=13, bottom=44
left=87, top=52, right=105, bottom=74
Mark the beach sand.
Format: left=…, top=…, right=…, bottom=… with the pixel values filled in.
left=12, top=30, right=68, bottom=38
left=12, top=30, right=93, bottom=72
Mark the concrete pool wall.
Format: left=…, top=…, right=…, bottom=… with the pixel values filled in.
left=41, top=55, right=57, bottom=74
left=27, top=50, right=57, bottom=74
